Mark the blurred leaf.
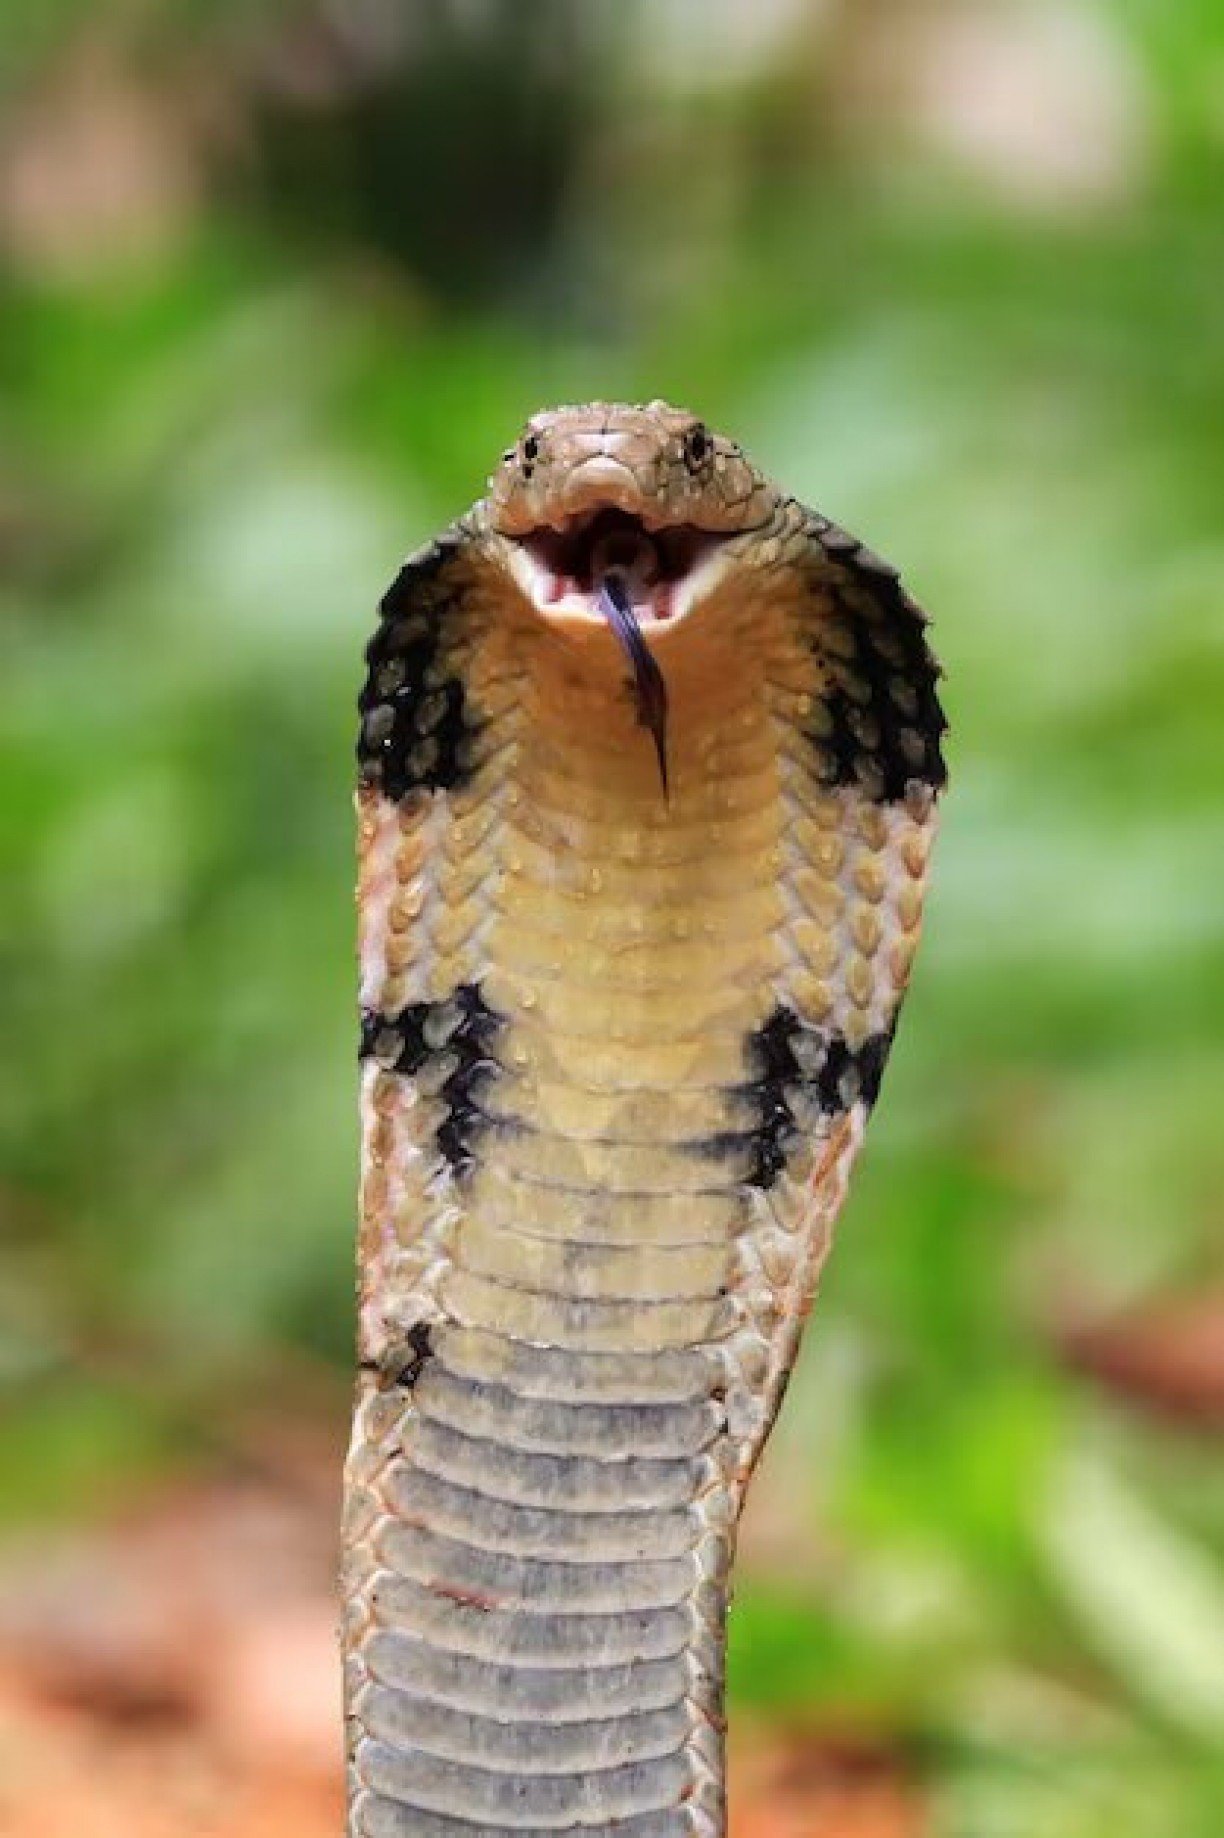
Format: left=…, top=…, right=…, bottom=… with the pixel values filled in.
left=1040, top=1448, right=1224, bottom=1741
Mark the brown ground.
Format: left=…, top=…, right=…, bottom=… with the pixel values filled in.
left=7, top=1281, right=1213, bottom=1836
left=0, top=1461, right=926, bottom=1838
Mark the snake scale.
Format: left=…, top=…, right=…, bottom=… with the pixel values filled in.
left=345, top=402, right=946, bottom=1837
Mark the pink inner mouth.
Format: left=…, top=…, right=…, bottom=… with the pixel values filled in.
left=521, top=509, right=715, bottom=623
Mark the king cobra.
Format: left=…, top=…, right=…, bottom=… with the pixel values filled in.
left=346, top=401, right=946, bottom=1838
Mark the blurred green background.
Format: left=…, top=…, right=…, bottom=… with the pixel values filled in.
left=2, top=2, right=1223, bottom=1834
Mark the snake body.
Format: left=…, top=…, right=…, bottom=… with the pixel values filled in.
left=345, top=402, right=946, bottom=1837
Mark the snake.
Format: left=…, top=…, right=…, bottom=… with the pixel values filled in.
left=345, top=400, right=946, bottom=1838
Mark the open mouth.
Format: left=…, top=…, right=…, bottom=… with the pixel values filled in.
left=514, top=508, right=723, bottom=626
left=509, top=506, right=731, bottom=798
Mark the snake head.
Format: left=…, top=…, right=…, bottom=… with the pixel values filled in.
left=485, top=400, right=773, bottom=631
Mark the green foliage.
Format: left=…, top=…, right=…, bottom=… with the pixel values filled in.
left=1, top=2, right=1222, bottom=1825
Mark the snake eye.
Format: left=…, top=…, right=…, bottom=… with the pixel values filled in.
left=683, top=423, right=711, bottom=471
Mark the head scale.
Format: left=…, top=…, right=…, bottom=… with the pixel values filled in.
left=487, top=400, right=772, bottom=537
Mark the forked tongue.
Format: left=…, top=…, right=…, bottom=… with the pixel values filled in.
left=592, top=529, right=669, bottom=798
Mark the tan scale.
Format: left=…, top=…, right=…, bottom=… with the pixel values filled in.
left=345, top=402, right=945, bottom=1838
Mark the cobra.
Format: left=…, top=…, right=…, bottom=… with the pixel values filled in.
left=347, top=401, right=946, bottom=1837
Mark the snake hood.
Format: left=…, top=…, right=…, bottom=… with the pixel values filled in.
left=347, top=401, right=946, bottom=1838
